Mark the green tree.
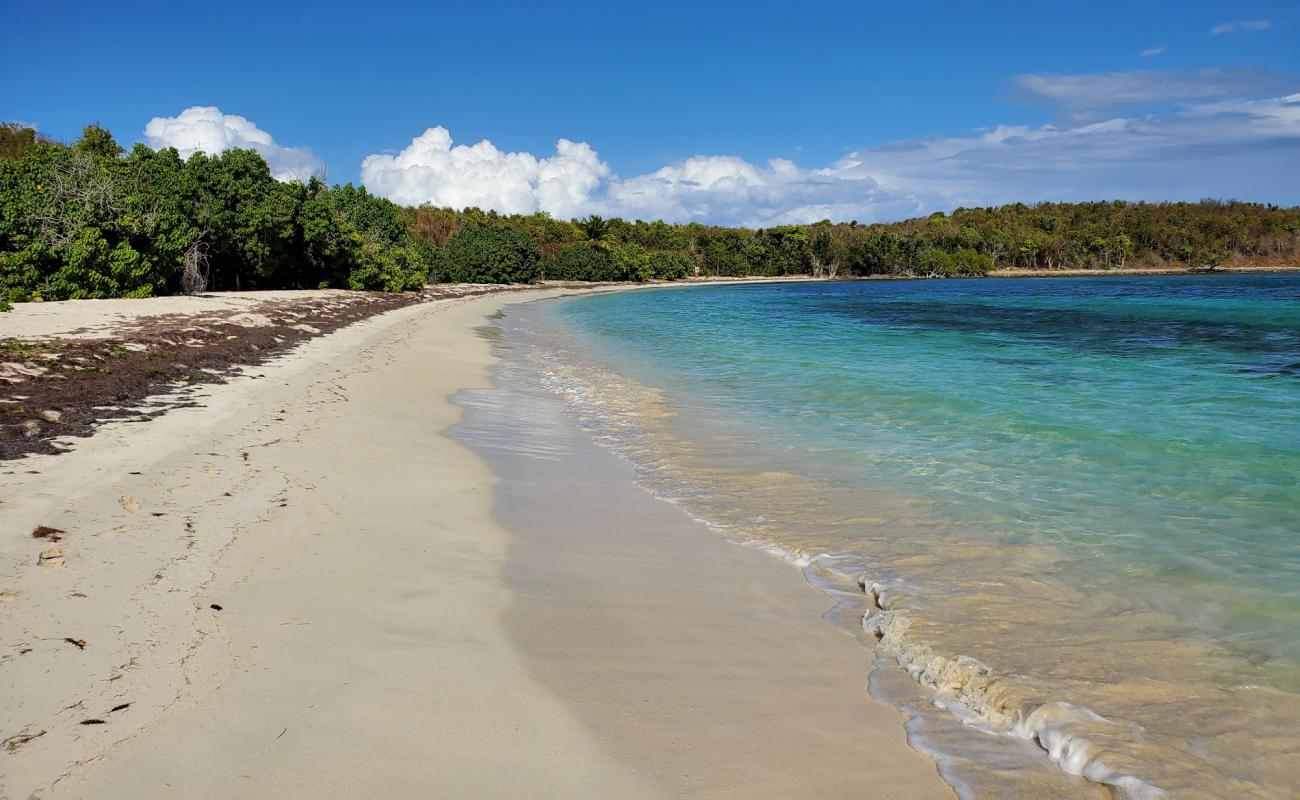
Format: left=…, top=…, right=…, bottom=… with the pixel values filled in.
left=647, top=250, right=691, bottom=280
left=576, top=214, right=617, bottom=251
left=611, top=242, right=652, bottom=281
left=545, top=243, right=615, bottom=281
left=436, top=223, right=541, bottom=283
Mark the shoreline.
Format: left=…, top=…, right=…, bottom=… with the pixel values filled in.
left=504, top=277, right=1300, bottom=799
left=0, top=285, right=951, bottom=797
left=455, top=302, right=954, bottom=797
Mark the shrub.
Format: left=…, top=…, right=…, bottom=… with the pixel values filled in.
left=348, top=242, right=429, bottom=291
left=648, top=250, right=691, bottom=280
left=611, top=243, right=652, bottom=281
left=435, top=223, right=541, bottom=284
left=951, top=248, right=993, bottom=276
left=544, top=244, right=616, bottom=281
left=918, top=248, right=954, bottom=276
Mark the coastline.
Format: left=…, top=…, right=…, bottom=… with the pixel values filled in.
left=0, top=286, right=951, bottom=797
left=454, top=305, right=954, bottom=797
left=505, top=276, right=1300, bottom=799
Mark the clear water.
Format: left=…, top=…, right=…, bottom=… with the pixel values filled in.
left=504, top=275, right=1300, bottom=798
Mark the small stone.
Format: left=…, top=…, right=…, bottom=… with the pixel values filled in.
left=21, top=420, right=40, bottom=438
left=38, top=547, right=64, bottom=568
left=39, top=409, right=62, bottom=422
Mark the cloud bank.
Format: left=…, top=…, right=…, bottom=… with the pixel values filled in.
left=359, top=89, right=1300, bottom=226
left=824, top=93, right=1300, bottom=213
left=144, top=106, right=324, bottom=181
left=144, top=75, right=1300, bottom=227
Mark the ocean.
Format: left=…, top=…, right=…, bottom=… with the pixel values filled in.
left=487, top=274, right=1300, bottom=798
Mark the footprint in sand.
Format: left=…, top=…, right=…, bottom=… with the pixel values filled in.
left=118, top=495, right=142, bottom=512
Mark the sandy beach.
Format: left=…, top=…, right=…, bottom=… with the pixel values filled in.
left=0, top=288, right=950, bottom=798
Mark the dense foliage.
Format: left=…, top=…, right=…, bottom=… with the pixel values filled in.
left=399, top=201, right=1299, bottom=282
left=433, top=223, right=541, bottom=284
left=3, top=120, right=1297, bottom=304
left=843, top=202, right=1300, bottom=273
left=0, top=124, right=427, bottom=302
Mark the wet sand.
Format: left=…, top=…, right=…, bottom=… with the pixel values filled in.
left=458, top=337, right=952, bottom=797
left=1, top=287, right=949, bottom=798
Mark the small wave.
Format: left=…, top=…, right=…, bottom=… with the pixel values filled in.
left=859, top=577, right=1168, bottom=799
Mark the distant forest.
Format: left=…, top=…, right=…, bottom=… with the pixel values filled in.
left=3, top=122, right=1298, bottom=303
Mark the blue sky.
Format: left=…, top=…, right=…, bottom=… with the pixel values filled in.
left=3, top=0, right=1299, bottom=224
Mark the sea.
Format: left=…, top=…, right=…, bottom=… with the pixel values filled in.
left=483, top=274, right=1300, bottom=798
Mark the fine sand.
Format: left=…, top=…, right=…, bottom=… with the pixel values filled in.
left=1, top=288, right=951, bottom=798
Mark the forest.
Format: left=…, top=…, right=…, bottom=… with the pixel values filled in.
left=3, top=122, right=1299, bottom=305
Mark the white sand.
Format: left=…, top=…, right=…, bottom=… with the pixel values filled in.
left=0, top=288, right=950, bottom=798
left=0, top=291, right=359, bottom=340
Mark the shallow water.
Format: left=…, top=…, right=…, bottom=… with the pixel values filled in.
left=496, top=275, right=1300, bottom=798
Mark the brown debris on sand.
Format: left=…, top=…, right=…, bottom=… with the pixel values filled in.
left=2, top=728, right=46, bottom=752
left=0, top=285, right=536, bottom=461
left=1, top=293, right=411, bottom=459
left=31, top=525, right=64, bottom=542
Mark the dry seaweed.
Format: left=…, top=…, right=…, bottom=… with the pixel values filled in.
left=31, top=526, right=64, bottom=542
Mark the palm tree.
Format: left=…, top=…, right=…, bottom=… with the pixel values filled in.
left=577, top=215, right=616, bottom=251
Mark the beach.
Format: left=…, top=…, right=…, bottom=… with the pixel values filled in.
left=0, top=288, right=951, bottom=799
left=511, top=275, right=1300, bottom=798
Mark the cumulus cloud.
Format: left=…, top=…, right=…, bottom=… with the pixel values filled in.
left=359, top=127, right=609, bottom=219
left=602, top=156, right=919, bottom=226
left=359, top=92, right=1300, bottom=226
left=1011, top=67, right=1298, bottom=119
left=143, top=106, right=323, bottom=181
left=1139, top=46, right=1166, bottom=58
left=1211, top=19, right=1271, bottom=35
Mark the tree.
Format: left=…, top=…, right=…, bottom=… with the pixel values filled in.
left=610, top=242, right=652, bottom=281
left=75, top=124, right=123, bottom=159
left=576, top=214, right=616, bottom=251
left=757, top=226, right=811, bottom=275
left=0, top=123, right=57, bottom=162
left=809, top=226, right=841, bottom=277
left=647, top=250, right=691, bottom=280
left=436, top=223, right=541, bottom=283
left=545, top=243, right=616, bottom=281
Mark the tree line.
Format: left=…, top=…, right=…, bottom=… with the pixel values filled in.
left=3, top=122, right=1298, bottom=305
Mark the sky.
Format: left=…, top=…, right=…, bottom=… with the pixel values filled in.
left=3, top=0, right=1299, bottom=225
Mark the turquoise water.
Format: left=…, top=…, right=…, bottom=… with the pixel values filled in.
left=518, top=274, right=1300, bottom=798
left=560, top=276, right=1300, bottom=660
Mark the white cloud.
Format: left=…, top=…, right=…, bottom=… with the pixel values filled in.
left=359, top=127, right=609, bottom=219
left=825, top=94, right=1300, bottom=213
left=601, top=155, right=921, bottom=226
left=360, top=92, right=1300, bottom=226
left=143, top=106, right=323, bottom=182
left=1012, top=67, right=1297, bottom=119
left=1211, top=19, right=1271, bottom=35
left=1139, top=46, right=1166, bottom=58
